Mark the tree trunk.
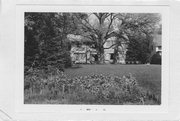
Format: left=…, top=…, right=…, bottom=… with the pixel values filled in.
left=113, top=46, right=118, bottom=64
left=98, top=48, right=105, bottom=64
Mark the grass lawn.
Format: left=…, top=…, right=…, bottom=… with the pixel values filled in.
left=65, top=64, right=161, bottom=97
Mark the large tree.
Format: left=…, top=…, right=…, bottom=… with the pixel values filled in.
left=72, top=13, right=160, bottom=63
left=72, top=13, right=128, bottom=63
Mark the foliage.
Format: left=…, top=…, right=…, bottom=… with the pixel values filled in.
left=24, top=68, right=160, bottom=104
left=24, top=13, right=77, bottom=71
left=126, top=35, right=153, bottom=64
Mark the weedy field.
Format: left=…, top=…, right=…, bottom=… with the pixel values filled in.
left=24, top=64, right=161, bottom=105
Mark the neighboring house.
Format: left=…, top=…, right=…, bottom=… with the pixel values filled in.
left=152, top=33, right=162, bottom=56
left=150, top=33, right=162, bottom=64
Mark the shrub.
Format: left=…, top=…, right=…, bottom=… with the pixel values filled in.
left=150, top=52, right=161, bottom=64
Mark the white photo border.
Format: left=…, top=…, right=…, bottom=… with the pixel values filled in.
left=15, top=5, right=170, bottom=114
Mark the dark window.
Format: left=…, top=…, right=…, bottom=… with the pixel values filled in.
left=94, top=54, right=98, bottom=62
left=110, top=54, right=114, bottom=60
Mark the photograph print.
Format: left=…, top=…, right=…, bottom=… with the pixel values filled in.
left=24, top=12, right=162, bottom=105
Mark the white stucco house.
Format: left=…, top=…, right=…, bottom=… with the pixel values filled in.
left=70, top=36, right=127, bottom=64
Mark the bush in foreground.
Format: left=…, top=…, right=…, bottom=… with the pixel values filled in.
left=24, top=68, right=160, bottom=105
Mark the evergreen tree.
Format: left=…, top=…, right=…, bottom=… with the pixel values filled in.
left=25, top=13, right=76, bottom=71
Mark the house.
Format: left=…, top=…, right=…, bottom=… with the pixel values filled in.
left=152, top=33, right=162, bottom=56
left=153, top=34, right=162, bottom=55
left=70, top=36, right=127, bottom=64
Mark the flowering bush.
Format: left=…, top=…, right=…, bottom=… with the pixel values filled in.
left=24, top=68, right=159, bottom=104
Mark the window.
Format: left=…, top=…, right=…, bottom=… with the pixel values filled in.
left=110, top=53, right=114, bottom=60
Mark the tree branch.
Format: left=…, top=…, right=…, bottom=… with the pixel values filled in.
left=73, top=14, right=96, bottom=34
left=103, top=13, right=116, bottom=44
left=83, top=19, right=99, bottom=34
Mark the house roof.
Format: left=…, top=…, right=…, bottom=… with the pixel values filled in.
left=153, top=34, right=162, bottom=46
left=71, top=45, right=96, bottom=54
